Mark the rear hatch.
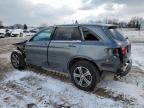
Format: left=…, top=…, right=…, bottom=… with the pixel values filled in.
left=107, top=26, right=131, bottom=64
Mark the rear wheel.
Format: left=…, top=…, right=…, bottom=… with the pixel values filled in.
left=70, top=60, right=100, bottom=91
left=11, top=51, right=26, bottom=70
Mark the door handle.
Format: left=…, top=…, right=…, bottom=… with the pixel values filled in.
left=68, top=44, right=76, bottom=47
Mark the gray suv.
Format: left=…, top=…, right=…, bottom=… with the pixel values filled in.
left=11, top=24, right=132, bottom=91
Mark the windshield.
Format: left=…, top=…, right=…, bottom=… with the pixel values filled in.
left=108, top=28, right=126, bottom=41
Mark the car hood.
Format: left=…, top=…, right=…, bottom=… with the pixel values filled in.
left=13, top=40, right=27, bottom=50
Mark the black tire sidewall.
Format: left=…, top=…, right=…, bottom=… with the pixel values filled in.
left=11, top=51, right=25, bottom=70
left=70, top=61, right=100, bottom=91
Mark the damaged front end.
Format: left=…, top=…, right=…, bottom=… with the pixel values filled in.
left=13, top=40, right=27, bottom=57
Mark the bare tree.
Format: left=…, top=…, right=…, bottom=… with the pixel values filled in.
left=23, top=24, right=28, bottom=31
left=128, top=17, right=143, bottom=29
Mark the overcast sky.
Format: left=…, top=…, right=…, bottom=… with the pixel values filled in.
left=0, top=0, right=143, bottom=26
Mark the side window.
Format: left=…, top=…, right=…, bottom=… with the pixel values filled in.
left=53, top=27, right=81, bottom=40
left=30, top=28, right=53, bottom=41
left=82, top=28, right=99, bottom=41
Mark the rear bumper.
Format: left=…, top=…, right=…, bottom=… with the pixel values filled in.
left=100, top=59, right=132, bottom=77
left=116, top=59, right=132, bottom=76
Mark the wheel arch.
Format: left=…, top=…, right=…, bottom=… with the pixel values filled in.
left=68, top=57, right=101, bottom=74
left=13, top=49, right=26, bottom=58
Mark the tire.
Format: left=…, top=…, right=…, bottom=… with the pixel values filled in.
left=11, top=51, right=26, bottom=70
left=70, top=60, right=100, bottom=91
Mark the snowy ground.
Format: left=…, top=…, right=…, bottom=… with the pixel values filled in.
left=0, top=43, right=144, bottom=108
left=132, top=43, right=144, bottom=70
left=0, top=70, right=124, bottom=108
left=119, top=28, right=144, bottom=43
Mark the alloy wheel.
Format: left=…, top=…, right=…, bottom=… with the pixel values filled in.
left=11, top=54, right=19, bottom=67
left=73, top=66, right=92, bottom=87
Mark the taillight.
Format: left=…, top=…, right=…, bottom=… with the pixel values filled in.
left=121, top=47, right=127, bottom=55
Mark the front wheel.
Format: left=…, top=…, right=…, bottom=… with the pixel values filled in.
left=70, top=60, right=100, bottom=91
left=11, top=51, right=26, bottom=70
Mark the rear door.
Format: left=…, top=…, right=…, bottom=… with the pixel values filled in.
left=48, top=26, right=82, bottom=72
left=25, top=28, right=54, bottom=66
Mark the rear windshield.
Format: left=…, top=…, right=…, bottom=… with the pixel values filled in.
left=108, top=28, right=126, bottom=41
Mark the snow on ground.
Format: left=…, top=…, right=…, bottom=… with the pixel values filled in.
left=0, top=70, right=123, bottom=108
left=119, top=28, right=144, bottom=42
left=0, top=68, right=143, bottom=108
left=132, top=43, right=144, bottom=70
left=98, top=80, right=144, bottom=107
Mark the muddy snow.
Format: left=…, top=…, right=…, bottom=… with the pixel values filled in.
left=0, top=70, right=125, bottom=108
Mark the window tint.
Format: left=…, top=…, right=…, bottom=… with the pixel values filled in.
left=30, top=28, right=53, bottom=41
left=82, top=28, right=99, bottom=41
left=53, top=27, right=81, bottom=40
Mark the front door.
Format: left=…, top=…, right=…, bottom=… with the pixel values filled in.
left=25, top=28, right=54, bottom=66
left=48, top=26, right=82, bottom=72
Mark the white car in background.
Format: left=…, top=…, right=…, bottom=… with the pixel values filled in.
left=23, top=28, right=38, bottom=36
left=0, top=29, right=6, bottom=38
left=11, top=29, right=23, bottom=37
left=23, top=30, right=36, bottom=36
